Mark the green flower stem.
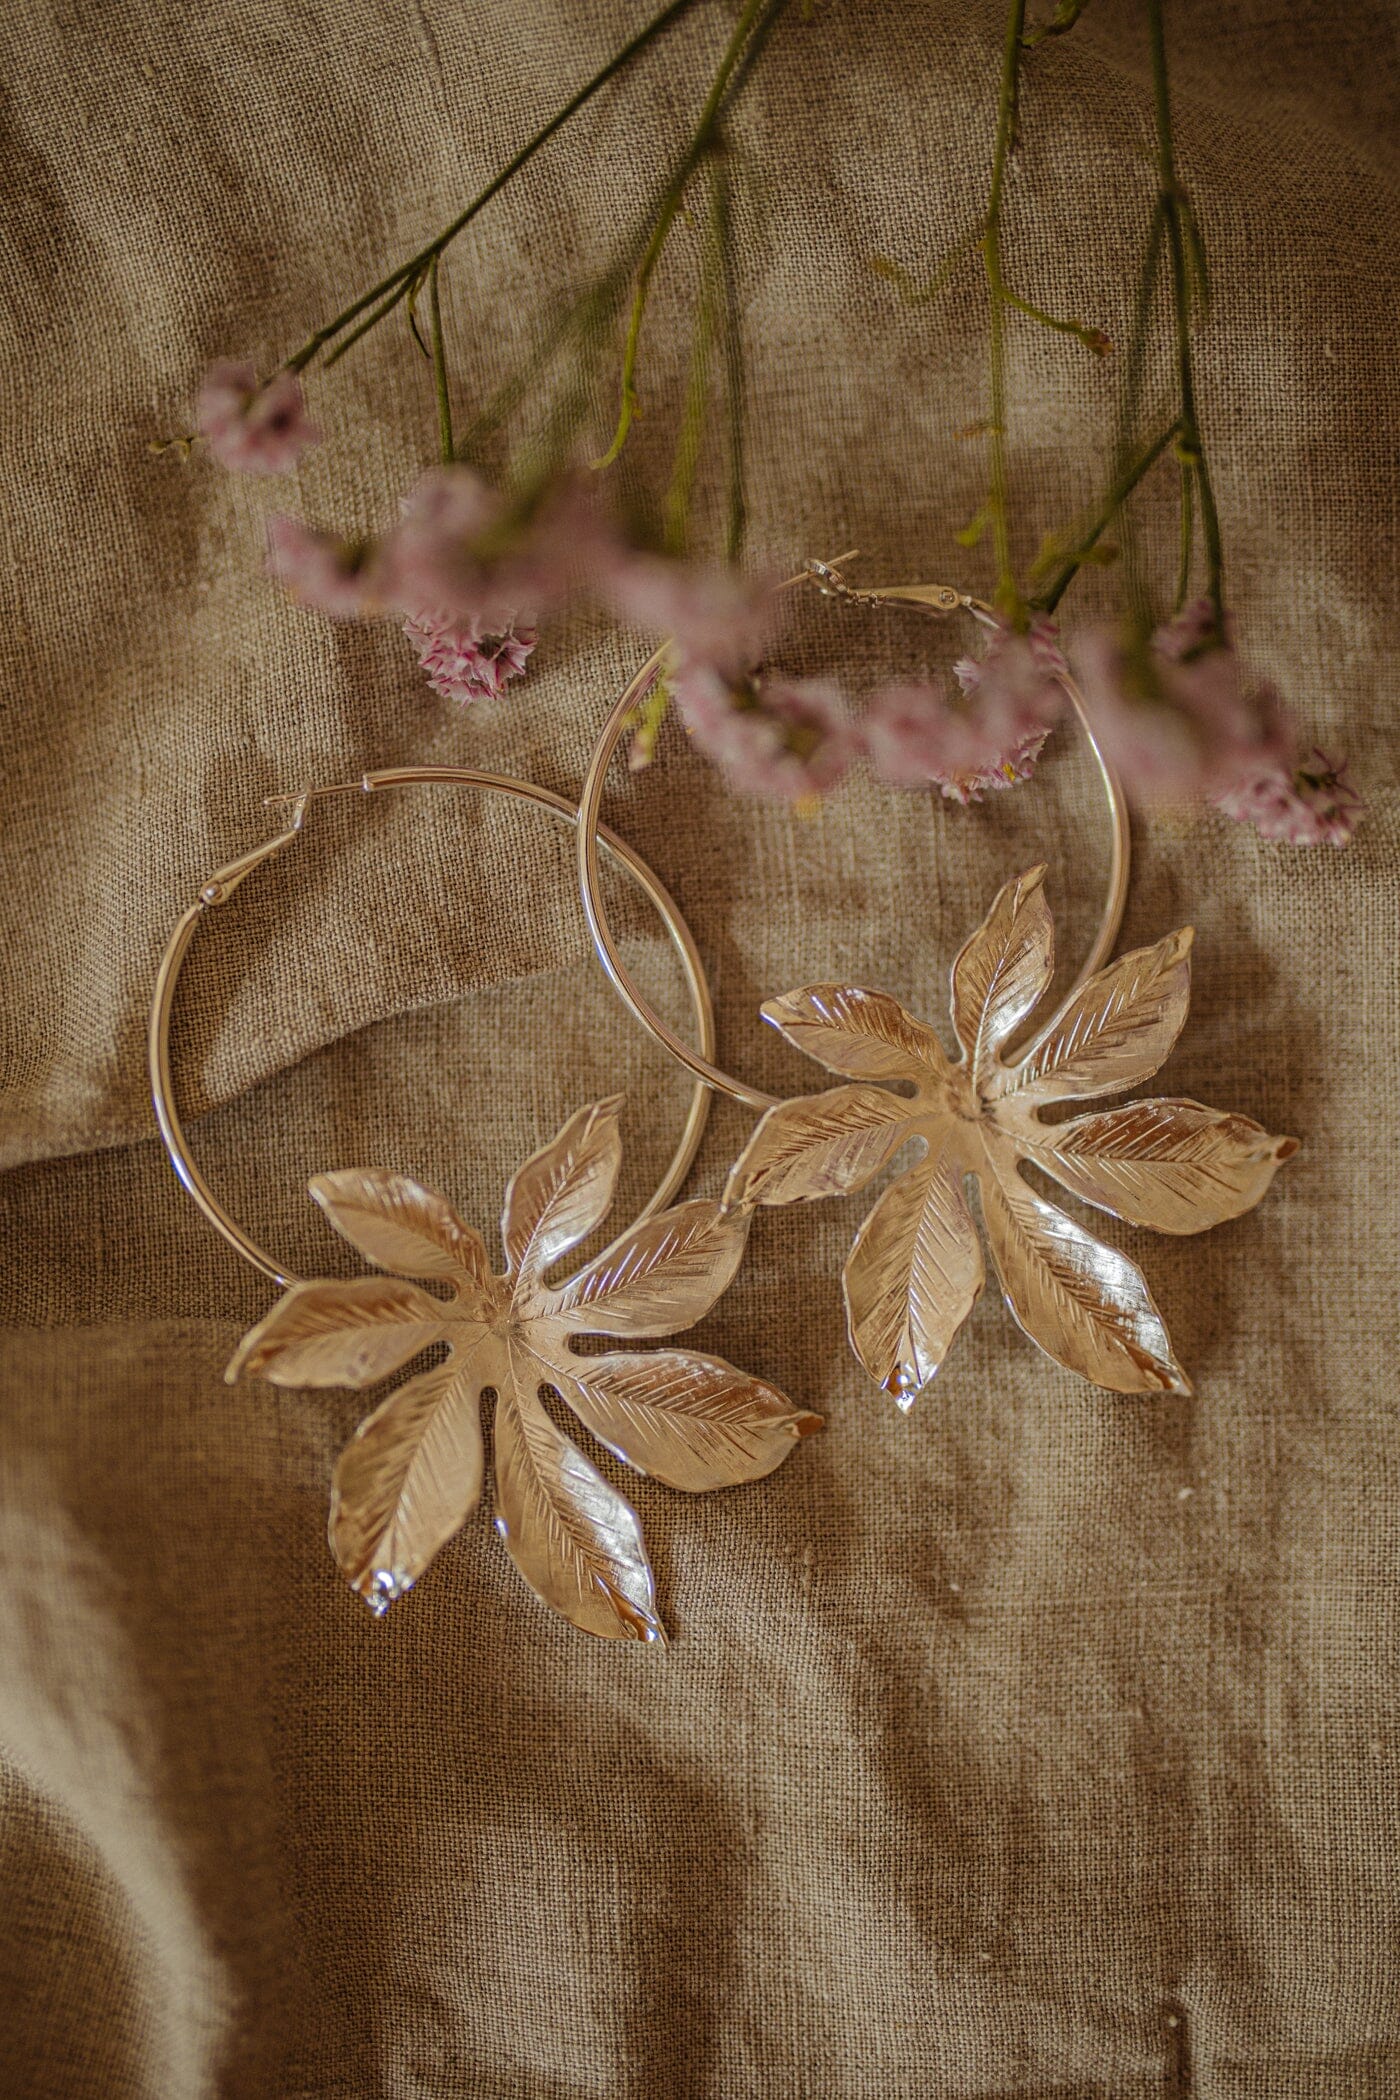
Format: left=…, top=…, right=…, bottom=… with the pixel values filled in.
left=458, top=261, right=631, bottom=462
left=1033, top=418, right=1180, bottom=612
left=1173, top=450, right=1194, bottom=609
left=321, top=275, right=418, bottom=369
left=664, top=166, right=725, bottom=554
left=594, top=0, right=776, bottom=470
left=981, top=0, right=1029, bottom=619
left=428, top=256, right=454, bottom=464
left=1147, top=0, right=1224, bottom=626
left=716, top=154, right=747, bottom=563
left=867, top=220, right=986, bottom=303
left=283, top=0, right=699, bottom=376
left=1103, top=196, right=1165, bottom=626
left=999, top=282, right=1109, bottom=356
left=1112, top=197, right=1165, bottom=468
left=464, top=4, right=780, bottom=480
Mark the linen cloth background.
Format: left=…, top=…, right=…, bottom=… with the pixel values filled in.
left=1, top=1, right=1397, bottom=2094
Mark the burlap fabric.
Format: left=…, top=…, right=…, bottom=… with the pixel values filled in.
left=2, top=2, right=1397, bottom=2093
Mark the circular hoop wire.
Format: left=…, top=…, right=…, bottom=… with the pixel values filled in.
left=150, top=767, right=717, bottom=1288
left=576, top=582, right=1131, bottom=1112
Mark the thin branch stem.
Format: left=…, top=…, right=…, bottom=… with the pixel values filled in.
left=717, top=154, right=747, bottom=563
left=980, top=0, right=1028, bottom=619
left=322, top=277, right=415, bottom=368
left=1033, top=419, right=1179, bottom=612
left=868, top=219, right=986, bottom=304
left=594, top=0, right=775, bottom=470
left=663, top=166, right=723, bottom=554
left=405, top=270, right=431, bottom=359
left=999, top=282, right=1108, bottom=356
left=456, top=261, right=632, bottom=462
left=1112, top=197, right=1166, bottom=470
left=1147, top=0, right=1224, bottom=625
left=283, top=0, right=699, bottom=375
left=1107, top=196, right=1166, bottom=624
left=1173, top=451, right=1194, bottom=609
left=428, top=256, right=453, bottom=463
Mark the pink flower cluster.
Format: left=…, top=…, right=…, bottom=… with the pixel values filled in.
left=195, top=359, right=1359, bottom=837
left=671, top=661, right=858, bottom=803
left=639, top=565, right=859, bottom=802
left=655, top=585, right=1066, bottom=806
left=265, top=466, right=595, bottom=628
left=1072, top=601, right=1363, bottom=847
left=1213, top=747, right=1363, bottom=848
left=265, top=465, right=608, bottom=704
left=863, top=619, right=1064, bottom=804
left=196, top=361, right=321, bottom=475
left=402, top=608, right=537, bottom=705
left=1072, top=601, right=1278, bottom=800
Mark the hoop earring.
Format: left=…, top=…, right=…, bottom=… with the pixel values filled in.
left=576, top=564, right=1296, bottom=1407
left=150, top=766, right=820, bottom=1644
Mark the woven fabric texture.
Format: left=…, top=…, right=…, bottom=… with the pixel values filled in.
left=1, top=2, right=1397, bottom=2094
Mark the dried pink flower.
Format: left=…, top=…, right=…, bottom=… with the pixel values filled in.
left=266, top=515, right=381, bottom=618
left=867, top=616, right=1061, bottom=803
left=673, top=664, right=855, bottom=802
left=403, top=609, right=537, bottom=704
left=605, top=553, right=773, bottom=673
left=1071, top=603, right=1290, bottom=802
left=951, top=615, right=1065, bottom=736
left=197, top=360, right=321, bottom=475
left=378, top=466, right=606, bottom=629
left=1213, top=746, right=1363, bottom=848
left=864, top=677, right=1050, bottom=803
left=1151, top=597, right=1219, bottom=663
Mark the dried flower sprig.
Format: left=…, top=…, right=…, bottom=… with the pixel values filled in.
left=181, top=0, right=1359, bottom=847
left=867, top=0, right=1359, bottom=843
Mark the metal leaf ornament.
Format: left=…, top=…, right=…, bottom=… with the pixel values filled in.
left=725, top=867, right=1296, bottom=1404
left=227, top=1099, right=820, bottom=1643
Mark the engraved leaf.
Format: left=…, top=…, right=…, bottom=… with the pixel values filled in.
left=329, top=1359, right=484, bottom=1605
left=978, top=1149, right=1190, bottom=1393
left=493, top=1376, right=663, bottom=1643
left=994, top=928, right=1192, bottom=1105
left=751, top=869, right=1293, bottom=1398
left=843, top=1141, right=984, bottom=1407
left=228, top=1108, right=819, bottom=1640
left=548, top=1199, right=749, bottom=1337
left=950, top=865, right=1053, bottom=1074
left=724, top=1084, right=916, bottom=1207
left=563, top=1350, right=822, bottom=1490
left=225, top=1277, right=446, bottom=1389
left=1026, top=1099, right=1299, bottom=1234
left=500, top=1096, right=624, bottom=1282
left=311, top=1168, right=492, bottom=1292
left=762, top=984, right=955, bottom=1085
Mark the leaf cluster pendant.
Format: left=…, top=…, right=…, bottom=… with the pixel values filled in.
left=229, top=1099, right=819, bottom=1642
left=725, top=866, right=1296, bottom=1403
